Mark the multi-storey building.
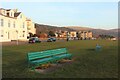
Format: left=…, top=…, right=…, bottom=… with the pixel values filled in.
left=69, top=31, right=77, bottom=38
left=0, top=8, right=35, bottom=42
left=55, top=30, right=92, bottom=40
left=26, top=18, right=36, bottom=37
left=78, top=31, right=93, bottom=39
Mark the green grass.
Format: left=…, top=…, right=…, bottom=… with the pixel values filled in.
left=2, top=40, right=118, bottom=78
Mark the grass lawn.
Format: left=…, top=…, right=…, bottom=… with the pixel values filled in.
left=2, top=40, right=118, bottom=78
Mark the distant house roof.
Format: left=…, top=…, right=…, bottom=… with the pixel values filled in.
left=14, top=12, right=21, bottom=17
left=0, top=8, right=12, bottom=11
left=26, top=19, right=31, bottom=21
left=0, top=8, right=6, bottom=10
left=6, top=9, right=11, bottom=11
left=0, top=13, right=16, bottom=19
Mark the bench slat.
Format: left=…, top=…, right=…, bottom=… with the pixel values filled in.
left=28, top=48, right=67, bottom=61
left=27, top=48, right=72, bottom=68
left=31, top=57, right=53, bottom=64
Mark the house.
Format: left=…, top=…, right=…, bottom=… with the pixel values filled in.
left=69, top=31, right=77, bottom=38
left=55, top=30, right=93, bottom=40
left=0, top=8, right=35, bottom=42
left=26, top=18, right=36, bottom=37
left=56, top=31, right=67, bottom=38
left=55, top=33, right=58, bottom=37
left=85, top=31, right=92, bottom=39
left=110, top=37, right=117, bottom=41
left=77, top=31, right=93, bottom=40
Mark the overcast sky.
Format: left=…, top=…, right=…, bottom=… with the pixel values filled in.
left=0, top=2, right=118, bottom=29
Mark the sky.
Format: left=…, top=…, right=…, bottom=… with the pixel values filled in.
left=0, top=2, right=118, bottom=29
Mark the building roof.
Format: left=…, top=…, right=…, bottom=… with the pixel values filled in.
left=0, top=8, right=12, bottom=11
left=26, top=19, right=31, bottom=21
left=14, top=12, right=21, bottom=17
left=0, top=13, right=16, bottom=19
left=0, top=8, right=6, bottom=10
left=6, top=9, right=11, bottom=11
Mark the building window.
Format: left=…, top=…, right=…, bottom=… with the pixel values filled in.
left=13, top=21, right=15, bottom=28
left=0, top=19, right=4, bottom=27
left=11, top=12, right=12, bottom=17
left=8, top=20, right=10, bottom=27
left=0, top=30, right=4, bottom=37
left=7, top=13, right=9, bottom=16
left=23, top=22, right=25, bottom=28
left=23, top=31, right=25, bottom=37
left=23, top=34, right=25, bottom=37
left=20, top=15, right=22, bottom=18
left=3, top=11, right=6, bottom=15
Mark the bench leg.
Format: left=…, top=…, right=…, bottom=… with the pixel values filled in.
left=31, top=66, right=36, bottom=71
left=28, top=63, right=35, bottom=70
left=68, top=57, right=72, bottom=60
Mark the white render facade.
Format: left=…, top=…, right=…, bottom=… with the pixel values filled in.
left=0, top=8, right=35, bottom=42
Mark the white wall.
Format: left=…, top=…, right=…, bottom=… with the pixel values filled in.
left=0, top=12, right=28, bottom=42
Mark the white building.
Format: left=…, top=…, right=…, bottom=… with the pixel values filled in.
left=69, top=31, right=77, bottom=38
left=0, top=8, right=35, bottom=42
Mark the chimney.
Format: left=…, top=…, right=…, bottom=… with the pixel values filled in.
left=13, top=9, right=18, bottom=13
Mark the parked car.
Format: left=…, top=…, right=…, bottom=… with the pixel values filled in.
left=28, top=37, right=41, bottom=43
left=47, top=37, right=56, bottom=42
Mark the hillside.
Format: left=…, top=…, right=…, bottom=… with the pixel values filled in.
left=35, top=23, right=75, bottom=35
left=66, top=26, right=119, bottom=37
left=91, top=29, right=118, bottom=37
left=65, top=26, right=93, bottom=31
left=35, top=23, right=119, bottom=38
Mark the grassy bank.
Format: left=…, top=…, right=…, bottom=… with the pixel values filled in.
left=2, top=40, right=118, bottom=78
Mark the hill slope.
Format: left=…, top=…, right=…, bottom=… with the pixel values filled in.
left=35, top=23, right=119, bottom=38
left=65, top=26, right=93, bottom=31
left=35, top=23, right=75, bottom=34
left=66, top=26, right=119, bottom=37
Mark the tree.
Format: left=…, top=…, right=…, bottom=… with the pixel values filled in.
left=61, top=31, right=64, bottom=33
left=29, top=32, right=33, bottom=37
left=66, top=32, right=69, bottom=41
left=48, top=31, right=55, bottom=37
left=76, top=32, right=81, bottom=40
left=39, top=33, right=47, bottom=38
left=32, top=34, right=37, bottom=37
left=99, top=34, right=115, bottom=39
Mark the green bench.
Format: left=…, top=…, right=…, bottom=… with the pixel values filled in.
left=27, top=48, right=72, bottom=69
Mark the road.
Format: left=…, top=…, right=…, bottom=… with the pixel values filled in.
left=1, top=39, right=67, bottom=46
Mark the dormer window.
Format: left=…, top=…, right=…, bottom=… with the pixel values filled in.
left=11, top=12, right=12, bottom=17
left=20, top=15, right=22, bottom=18
left=7, top=13, right=9, bottom=16
left=3, top=11, right=6, bottom=15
